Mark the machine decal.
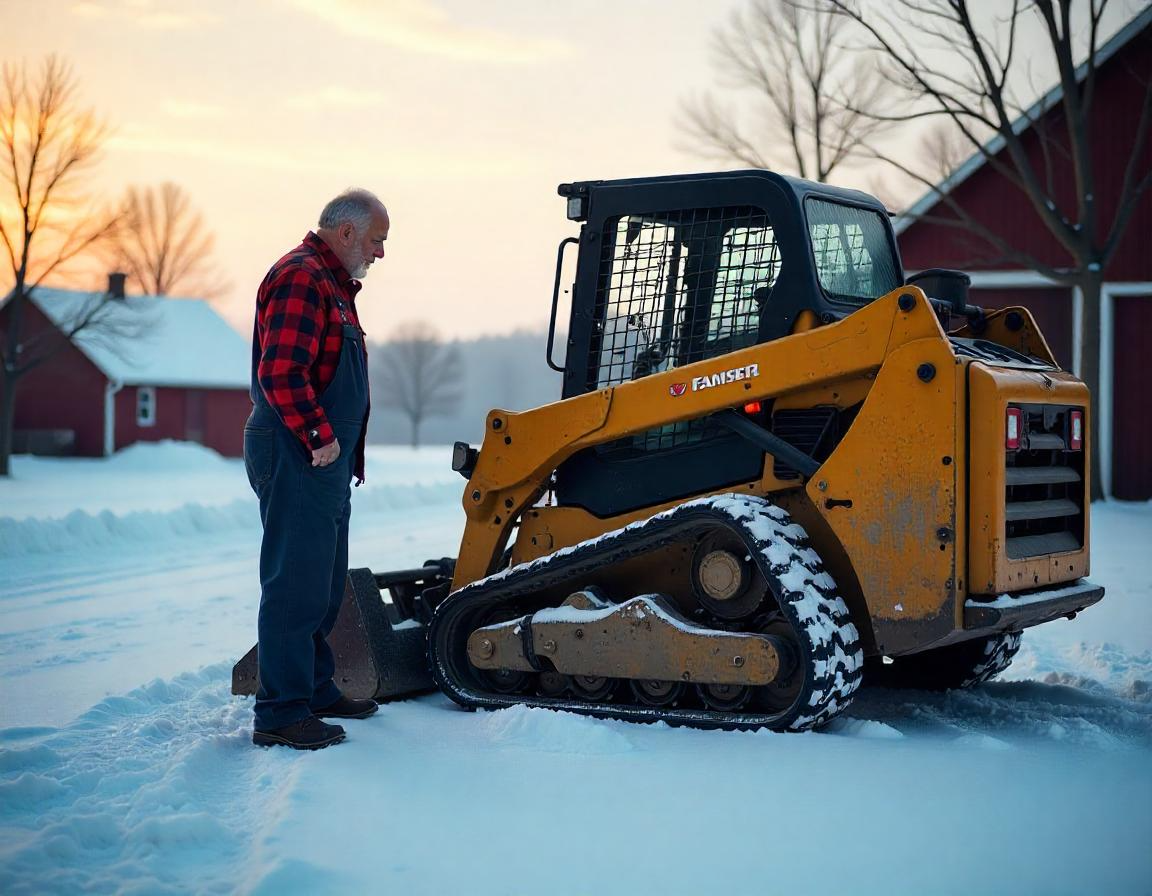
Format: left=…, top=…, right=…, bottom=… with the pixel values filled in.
left=692, top=363, right=760, bottom=392
left=669, top=383, right=688, bottom=396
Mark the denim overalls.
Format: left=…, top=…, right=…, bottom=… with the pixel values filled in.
left=244, top=296, right=368, bottom=731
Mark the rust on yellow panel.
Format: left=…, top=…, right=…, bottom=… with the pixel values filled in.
left=453, top=287, right=943, bottom=589
left=807, top=338, right=964, bottom=655
left=772, top=378, right=873, bottom=414
left=967, top=364, right=1090, bottom=594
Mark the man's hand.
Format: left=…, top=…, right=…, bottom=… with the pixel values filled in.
left=312, top=438, right=341, bottom=468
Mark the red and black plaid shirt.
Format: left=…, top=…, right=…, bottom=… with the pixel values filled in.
left=254, top=232, right=368, bottom=474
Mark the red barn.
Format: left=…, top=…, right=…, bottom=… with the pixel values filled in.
left=896, top=9, right=1152, bottom=500
left=1, top=282, right=252, bottom=458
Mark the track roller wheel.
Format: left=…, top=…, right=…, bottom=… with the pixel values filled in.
left=568, top=675, right=616, bottom=702
left=537, top=671, right=568, bottom=698
left=629, top=678, right=686, bottom=707
left=479, top=667, right=534, bottom=694
left=696, top=682, right=752, bottom=711
left=691, top=529, right=768, bottom=621
left=750, top=612, right=804, bottom=713
left=471, top=605, right=535, bottom=695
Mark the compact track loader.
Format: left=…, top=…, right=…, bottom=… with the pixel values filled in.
left=233, top=170, right=1103, bottom=731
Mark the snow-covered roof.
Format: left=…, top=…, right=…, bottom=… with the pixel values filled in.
left=22, top=286, right=250, bottom=389
left=894, top=6, right=1152, bottom=234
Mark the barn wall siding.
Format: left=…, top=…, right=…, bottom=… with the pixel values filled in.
left=202, top=390, right=251, bottom=458
left=899, top=25, right=1152, bottom=281
left=969, top=287, right=1074, bottom=370
left=898, top=21, right=1151, bottom=499
left=113, top=386, right=248, bottom=458
left=3, top=301, right=107, bottom=457
left=3, top=295, right=251, bottom=459
left=115, top=386, right=185, bottom=449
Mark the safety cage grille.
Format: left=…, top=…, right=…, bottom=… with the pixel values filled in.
left=1004, top=403, right=1085, bottom=559
left=589, top=205, right=780, bottom=458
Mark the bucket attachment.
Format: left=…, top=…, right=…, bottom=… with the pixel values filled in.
left=231, top=558, right=455, bottom=702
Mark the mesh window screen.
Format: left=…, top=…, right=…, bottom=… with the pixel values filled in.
left=806, top=199, right=901, bottom=302
left=589, top=205, right=779, bottom=455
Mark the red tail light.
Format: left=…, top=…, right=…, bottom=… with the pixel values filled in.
left=1006, top=407, right=1022, bottom=450
left=1069, top=410, right=1083, bottom=451
left=743, top=401, right=762, bottom=415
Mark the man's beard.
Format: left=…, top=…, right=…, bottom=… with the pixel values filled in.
left=350, top=259, right=370, bottom=279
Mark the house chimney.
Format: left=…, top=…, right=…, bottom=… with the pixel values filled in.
left=107, top=272, right=127, bottom=299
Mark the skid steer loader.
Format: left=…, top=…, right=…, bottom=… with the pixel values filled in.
left=233, top=170, right=1103, bottom=731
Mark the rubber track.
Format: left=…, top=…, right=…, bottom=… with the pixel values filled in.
left=961, top=630, right=1023, bottom=688
left=428, top=494, right=865, bottom=731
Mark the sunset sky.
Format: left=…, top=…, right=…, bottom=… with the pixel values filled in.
left=1, top=0, right=1140, bottom=340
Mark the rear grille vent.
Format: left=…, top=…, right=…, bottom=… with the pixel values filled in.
left=1004, top=404, right=1084, bottom=559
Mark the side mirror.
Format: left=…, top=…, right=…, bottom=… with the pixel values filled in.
left=905, top=268, right=971, bottom=315
left=451, top=441, right=479, bottom=479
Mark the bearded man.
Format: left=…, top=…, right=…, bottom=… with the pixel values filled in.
left=244, top=188, right=389, bottom=749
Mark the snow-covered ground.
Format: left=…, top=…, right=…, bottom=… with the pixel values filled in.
left=1, top=442, right=1149, bottom=895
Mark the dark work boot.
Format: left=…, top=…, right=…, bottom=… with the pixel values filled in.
left=252, top=716, right=346, bottom=750
left=314, top=694, right=379, bottom=720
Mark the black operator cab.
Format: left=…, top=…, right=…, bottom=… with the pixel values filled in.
left=552, top=170, right=904, bottom=518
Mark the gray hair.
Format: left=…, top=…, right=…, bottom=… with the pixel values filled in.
left=318, top=188, right=384, bottom=232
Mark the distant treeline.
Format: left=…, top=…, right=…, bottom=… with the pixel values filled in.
left=367, top=329, right=564, bottom=446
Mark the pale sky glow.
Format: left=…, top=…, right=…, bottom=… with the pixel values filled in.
left=1, top=0, right=1140, bottom=340
left=3, top=0, right=752, bottom=340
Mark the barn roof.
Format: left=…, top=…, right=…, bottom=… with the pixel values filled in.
left=21, top=286, right=250, bottom=389
left=895, top=6, right=1152, bottom=235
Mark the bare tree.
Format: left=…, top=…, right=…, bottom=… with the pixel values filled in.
left=0, top=56, right=123, bottom=476
left=918, top=120, right=976, bottom=183
left=114, top=182, right=228, bottom=299
left=373, top=321, right=463, bottom=448
left=824, top=0, right=1151, bottom=499
left=680, top=0, right=894, bottom=180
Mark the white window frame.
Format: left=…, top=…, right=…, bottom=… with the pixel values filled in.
left=136, top=386, right=157, bottom=427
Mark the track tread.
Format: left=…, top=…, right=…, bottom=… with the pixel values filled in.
left=960, top=630, right=1023, bottom=688
left=429, top=494, right=864, bottom=731
left=866, top=630, right=1023, bottom=691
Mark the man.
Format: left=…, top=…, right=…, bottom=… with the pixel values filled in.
left=244, top=188, right=389, bottom=749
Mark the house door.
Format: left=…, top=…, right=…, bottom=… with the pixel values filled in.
left=1112, top=294, right=1152, bottom=501
left=186, top=389, right=205, bottom=445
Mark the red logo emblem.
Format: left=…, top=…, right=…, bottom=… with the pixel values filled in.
left=669, top=383, right=687, bottom=397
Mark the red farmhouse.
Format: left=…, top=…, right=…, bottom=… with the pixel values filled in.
left=896, top=9, right=1152, bottom=500
left=2, top=281, right=252, bottom=458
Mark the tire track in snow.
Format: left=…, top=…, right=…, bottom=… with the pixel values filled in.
left=848, top=678, right=1152, bottom=749
left=1, top=659, right=1150, bottom=894
left=0, top=665, right=297, bottom=896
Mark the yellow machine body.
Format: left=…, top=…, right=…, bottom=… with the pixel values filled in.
left=452, top=288, right=1092, bottom=659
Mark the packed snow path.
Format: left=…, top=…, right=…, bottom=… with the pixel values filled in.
left=1, top=444, right=1150, bottom=894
